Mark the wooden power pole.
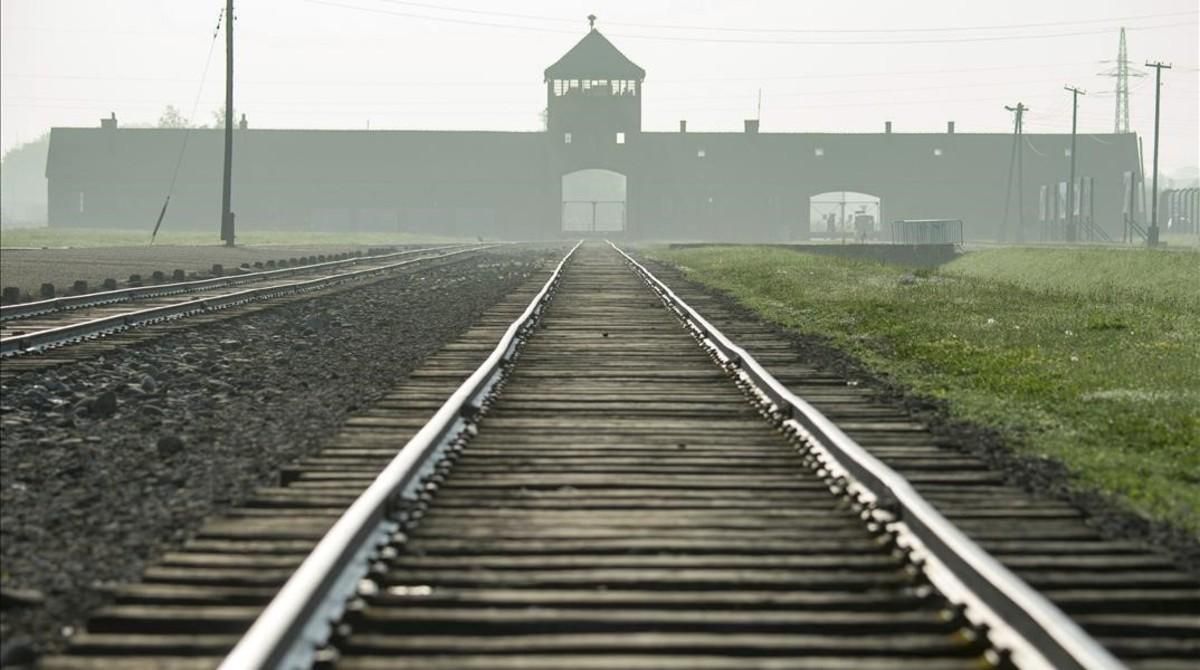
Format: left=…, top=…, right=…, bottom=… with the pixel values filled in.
left=1145, top=61, right=1171, bottom=247
left=220, top=0, right=235, bottom=247
left=1003, top=102, right=1028, bottom=242
left=1063, top=85, right=1085, bottom=242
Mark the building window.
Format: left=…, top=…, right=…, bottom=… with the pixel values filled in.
left=697, top=149, right=706, bottom=158
left=616, top=132, right=626, bottom=144
left=601, top=80, right=637, bottom=96
left=78, top=192, right=85, bottom=213
left=814, top=147, right=824, bottom=157
left=564, top=132, right=572, bottom=144
left=1064, top=148, right=1071, bottom=157
left=934, top=148, right=943, bottom=157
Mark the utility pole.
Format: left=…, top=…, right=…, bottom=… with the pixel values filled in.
left=1064, top=85, right=1085, bottom=242
left=1002, top=102, right=1028, bottom=242
left=1145, top=61, right=1171, bottom=247
left=220, top=0, right=235, bottom=247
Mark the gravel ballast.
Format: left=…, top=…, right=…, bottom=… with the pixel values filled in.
left=0, top=246, right=560, bottom=659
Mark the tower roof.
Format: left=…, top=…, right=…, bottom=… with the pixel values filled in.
left=544, top=29, right=645, bottom=81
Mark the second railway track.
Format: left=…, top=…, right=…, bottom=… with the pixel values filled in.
left=0, top=244, right=494, bottom=373
left=41, top=242, right=1198, bottom=669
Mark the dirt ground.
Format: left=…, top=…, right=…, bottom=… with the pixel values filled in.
left=0, top=244, right=391, bottom=301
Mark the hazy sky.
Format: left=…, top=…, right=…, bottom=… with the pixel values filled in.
left=3, top=0, right=1197, bottom=173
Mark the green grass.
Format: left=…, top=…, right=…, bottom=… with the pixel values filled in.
left=651, top=245, right=1200, bottom=533
left=0, top=227, right=466, bottom=248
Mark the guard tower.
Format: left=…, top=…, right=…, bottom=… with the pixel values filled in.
left=544, top=16, right=645, bottom=140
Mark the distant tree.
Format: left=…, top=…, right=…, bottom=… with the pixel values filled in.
left=1, top=133, right=51, bottom=226
left=210, top=104, right=235, bottom=129
left=157, top=105, right=191, bottom=128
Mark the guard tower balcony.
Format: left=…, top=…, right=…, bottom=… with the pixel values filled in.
left=544, top=19, right=645, bottom=138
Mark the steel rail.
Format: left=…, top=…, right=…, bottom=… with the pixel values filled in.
left=218, top=241, right=582, bottom=670
left=0, top=245, right=492, bottom=357
left=610, top=241, right=1124, bottom=670
left=0, top=244, right=465, bottom=322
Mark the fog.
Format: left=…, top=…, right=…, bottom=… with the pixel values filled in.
left=2, top=1, right=1197, bottom=240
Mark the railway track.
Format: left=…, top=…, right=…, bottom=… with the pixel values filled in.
left=40, top=242, right=1197, bottom=669
left=0, top=244, right=492, bottom=373
left=0, top=246, right=452, bottom=322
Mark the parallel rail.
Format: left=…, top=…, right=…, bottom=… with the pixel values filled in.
left=0, top=245, right=460, bottom=322
left=40, top=242, right=1196, bottom=670
left=218, top=242, right=1116, bottom=669
left=610, top=243, right=1121, bottom=670
left=0, top=245, right=491, bottom=357
left=219, top=241, right=581, bottom=669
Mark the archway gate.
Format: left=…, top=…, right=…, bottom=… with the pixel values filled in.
left=562, top=169, right=626, bottom=233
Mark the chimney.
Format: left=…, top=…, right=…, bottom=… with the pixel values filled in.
left=744, top=119, right=760, bottom=134
left=885, top=121, right=892, bottom=134
left=947, top=120, right=956, bottom=134
left=100, top=112, right=117, bottom=130
left=679, top=120, right=687, bottom=133
left=238, top=113, right=248, bottom=130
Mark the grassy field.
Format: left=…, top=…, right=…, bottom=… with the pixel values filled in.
left=651, top=245, right=1200, bottom=533
left=0, top=227, right=465, bottom=248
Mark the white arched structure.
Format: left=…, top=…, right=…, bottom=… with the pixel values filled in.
left=562, top=169, right=627, bottom=232
left=809, top=191, right=882, bottom=240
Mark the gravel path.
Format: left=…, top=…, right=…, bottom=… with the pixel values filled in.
left=0, top=244, right=398, bottom=301
left=0, top=246, right=560, bottom=661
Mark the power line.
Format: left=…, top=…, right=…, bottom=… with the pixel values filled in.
left=0, top=60, right=1114, bottom=86
left=152, top=6, right=225, bottom=245
left=612, top=21, right=1194, bottom=46
left=611, top=10, right=1200, bottom=35
left=655, top=61, right=1107, bottom=83
left=369, top=0, right=1198, bottom=35
left=304, top=1, right=1195, bottom=47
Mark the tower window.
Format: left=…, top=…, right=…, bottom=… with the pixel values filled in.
left=564, top=132, right=572, bottom=144
left=814, top=147, right=824, bottom=157
left=616, top=132, right=626, bottom=144
left=697, top=149, right=706, bottom=158
left=934, top=148, right=943, bottom=157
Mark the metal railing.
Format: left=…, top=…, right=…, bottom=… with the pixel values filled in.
left=610, top=241, right=1123, bottom=670
left=891, top=219, right=964, bottom=245
left=218, top=241, right=582, bottom=670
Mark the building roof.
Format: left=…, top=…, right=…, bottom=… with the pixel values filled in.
left=544, top=29, right=646, bottom=81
